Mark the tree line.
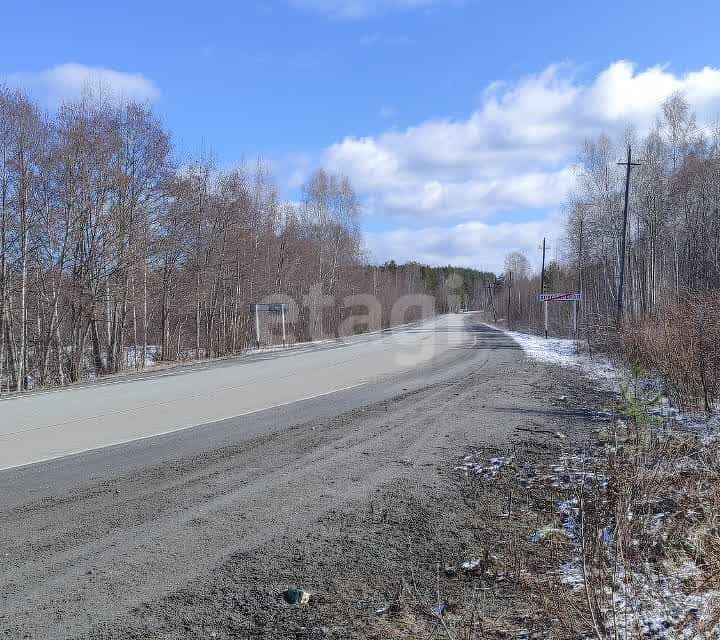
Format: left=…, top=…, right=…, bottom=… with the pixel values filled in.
left=566, top=92, right=720, bottom=329
left=493, top=93, right=720, bottom=407
left=495, top=93, right=720, bottom=335
left=0, top=87, right=494, bottom=392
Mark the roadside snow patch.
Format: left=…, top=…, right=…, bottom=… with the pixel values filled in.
left=503, top=329, right=621, bottom=386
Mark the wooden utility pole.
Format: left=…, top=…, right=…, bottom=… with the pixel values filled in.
left=539, top=238, right=549, bottom=337
left=487, top=283, right=497, bottom=323
left=577, top=219, right=583, bottom=293
left=506, top=270, right=512, bottom=328
left=576, top=218, right=583, bottom=338
left=540, top=237, right=547, bottom=294
left=616, top=146, right=641, bottom=325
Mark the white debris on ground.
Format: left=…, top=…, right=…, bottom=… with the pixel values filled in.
left=460, top=559, right=482, bottom=571
left=504, top=329, right=622, bottom=387
left=457, top=454, right=514, bottom=480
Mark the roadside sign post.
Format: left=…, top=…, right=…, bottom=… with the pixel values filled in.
left=255, top=305, right=261, bottom=348
left=536, top=293, right=582, bottom=338
left=250, top=303, right=290, bottom=348
left=573, top=299, right=577, bottom=336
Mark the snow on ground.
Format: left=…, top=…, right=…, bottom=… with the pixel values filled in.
left=648, top=395, right=720, bottom=443
left=503, top=328, right=622, bottom=386
left=126, top=345, right=161, bottom=369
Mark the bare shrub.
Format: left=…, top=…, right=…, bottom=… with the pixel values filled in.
left=623, top=292, right=720, bottom=411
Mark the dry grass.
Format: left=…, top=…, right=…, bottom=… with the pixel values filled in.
left=459, top=384, right=720, bottom=637
left=623, top=292, right=720, bottom=412
left=573, top=388, right=720, bottom=638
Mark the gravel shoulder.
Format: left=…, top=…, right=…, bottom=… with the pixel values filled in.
left=0, top=319, right=607, bottom=639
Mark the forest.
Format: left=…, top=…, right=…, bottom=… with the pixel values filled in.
left=6, top=85, right=715, bottom=402
left=500, top=93, right=720, bottom=409
left=0, top=87, right=495, bottom=393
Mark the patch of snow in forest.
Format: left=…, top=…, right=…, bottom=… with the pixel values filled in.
left=125, top=345, right=161, bottom=368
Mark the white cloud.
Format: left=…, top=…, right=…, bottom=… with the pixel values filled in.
left=365, top=216, right=561, bottom=273
left=303, top=60, right=720, bottom=269
left=321, top=61, right=720, bottom=223
left=290, top=0, right=448, bottom=19
left=5, top=63, right=160, bottom=107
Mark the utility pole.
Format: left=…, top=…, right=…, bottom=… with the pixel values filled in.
left=617, top=146, right=641, bottom=326
left=540, top=238, right=548, bottom=338
left=506, top=270, right=512, bottom=328
left=255, top=305, right=261, bottom=348
left=487, top=283, right=497, bottom=323
left=577, top=219, right=583, bottom=293
left=540, top=237, right=547, bottom=294
left=576, top=218, right=583, bottom=339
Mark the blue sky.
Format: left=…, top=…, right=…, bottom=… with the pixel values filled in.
left=2, top=0, right=720, bottom=271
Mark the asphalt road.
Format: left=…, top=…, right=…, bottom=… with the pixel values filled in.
left=0, top=315, right=472, bottom=471
left=0, top=315, right=537, bottom=639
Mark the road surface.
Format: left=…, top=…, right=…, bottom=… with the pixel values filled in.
left=0, top=315, right=471, bottom=471
left=0, top=314, right=543, bottom=639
